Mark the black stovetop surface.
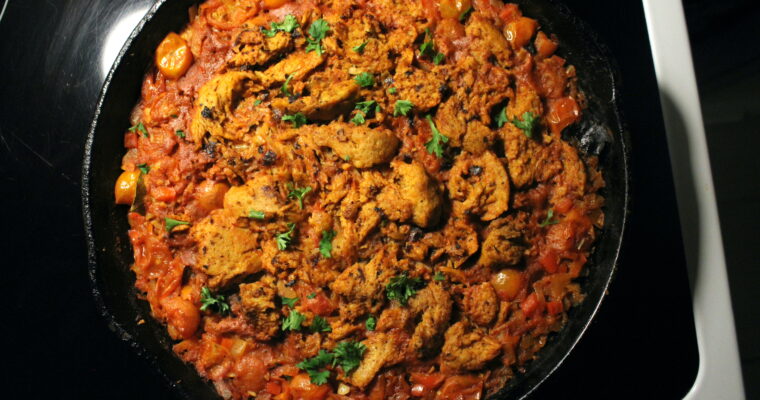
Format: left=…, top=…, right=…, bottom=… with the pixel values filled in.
left=0, top=1, right=699, bottom=398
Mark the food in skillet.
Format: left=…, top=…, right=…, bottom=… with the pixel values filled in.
left=113, top=0, right=605, bottom=398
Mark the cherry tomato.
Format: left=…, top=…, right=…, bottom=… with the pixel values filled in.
left=289, top=373, right=330, bottom=400
left=263, top=0, right=290, bottom=9
left=438, top=0, right=472, bottom=19
left=155, top=32, right=193, bottom=79
left=491, top=269, right=524, bottom=301
left=163, top=297, right=200, bottom=339
left=195, top=180, right=229, bottom=212
left=436, top=375, right=483, bottom=400
left=115, top=170, right=141, bottom=204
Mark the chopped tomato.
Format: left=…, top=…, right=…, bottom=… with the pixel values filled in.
left=266, top=380, right=283, bottom=395
left=436, top=375, right=484, bottom=400
left=537, top=248, right=559, bottom=274
left=152, top=186, right=177, bottom=203
left=546, top=96, right=581, bottom=135
left=536, top=55, right=568, bottom=98
left=535, top=31, right=558, bottom=58
left=155, top=32, right=193, bottom=80
left=301, top=292, right=335, bottom=316
left=289, top=373, right=330, bottom=400
left=505, top=17, right=537, bottom=49
left=124, top=132, right=138, bottom=149
left=546, top=300, right=563, bottom=315
left=555, top=197, right=574, bottom=214
left=521, top=292, right=543, bottom=317
left=498, top=3, right=521, bottom=24
left=201, top=0, right=259, bottom=30
left=410, top=372, right=446, bottom=397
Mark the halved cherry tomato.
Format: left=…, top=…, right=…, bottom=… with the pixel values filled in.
left=289, top=373, right=330, bottom=400
left=491, top=269, right=524, bottom=301
left=155, top=32, right=193, bottom=79
left=438, top=0, right=472, bottom=19
left=115, top=170, right=141, bottom=204
left=263, top=0, right=290, bottom=9
left=546, top=96, right=581, bottom=135
left=410, top=372, right=446, bottom=397
left=505, top=17, right=538, bottom=49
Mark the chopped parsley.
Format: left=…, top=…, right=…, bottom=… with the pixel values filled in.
left=276, top=222, right=297, bottom=250
left=386, top=273, right=423, bottom=306
left=136, top=163, right=150, bottom=174
left=539, top=209, right=559, bottom=227
left=200, top=287, right=230, bottom=315
left=282, top=112, right=307, bottom=128
left=352, top=41, right=368, bottom=54
left=495, top=106, right=509, bottom=128
left=331, top=341, right=366, bottom=375
left=424, top=115, right=449, bottom=158
left=281, top=73, right=295, bottom=97
left=433, top=52, right=445, bottom=65
left=320, top=230, right=336, bottom=258
left=262, top=14, right=300, bottom=37
left=310, top=316, right=332, bottom=333
left=512, top=111, right=538, bottom=138
left=365, top=316, right=376, bottom=331
left=296, top=350, right=334, bottom=385
left=248, top=210, right=266, bottom=220
left=307, top=292, right=317, bottom=299
left=354, top=72, right=375, bottom=88
left=419, top=29, right=445, bottom=64
left=175, top=129, right=186, bottom=138
left=388, top=87, right=398, bottom=95
left=351, top=100, right=379, bottom=125
left=305, top=19, right=329, bottom=55
left=393, top=100, right=413, bottom=117
left=281, top=296, right=299, bottom=308
left=253, top=99, right=263, bottom=106
left=165, top=217, right=190, bottom=232
left=129, top=122, right=148, bottom=138
left=287, top=183, right=312, bottom=209
left=459, top=6, right=474, bottom=22
left=282, top=309, right=306, bottom=331
left=434, top=271, right=446, bottom=281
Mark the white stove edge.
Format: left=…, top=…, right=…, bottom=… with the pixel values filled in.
left=642, top=1, right=745, bottom=398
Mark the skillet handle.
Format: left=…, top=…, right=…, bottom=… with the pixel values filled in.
left=642, top=1, right=745, bottom=398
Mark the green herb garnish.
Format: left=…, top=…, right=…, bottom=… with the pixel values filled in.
left=307, top=292, right=317, bottom=299
left=512, top=111, right=538, bottom=138
left=281, top=73, right=295, bottom=97
left=282, top=309, right=306, bottom=331
left=165, top=217, right=190, bottom=232
left=320, top=230, right=336, bottom=258
left=388, top=87, right=398, bottom=95
left=424, top=115, right=448, bottom=158
left=495, top=106, right=508, bottom=128
left=296, top=350, right=334, bottom=385
left=386, top=273, right=424, bottom=306
left=365, top=316, right=376, bottom=331
left=282, top=112, right=307, bottom=128
left=434, top=271, right=446, bottom=281
left=310, top=316, right=332, bottom=333
left=433, top=52, right=445, bottom=65
left=354, top=72, right=375, bottom=88
left=331, top=341, right=366, bottom=375
left=539, top=209, right=559, bottom=227
left=248, top=210, right=266, bottom=220
left=352, top=41, right=368, bottom=54
left=305, top=19, right=329, bottom=55
left=287, top=183, right=312, bottom=209
left=393, top=100, right=413, bottom=117
left=276, top=222, right=297, bottom=250
left=129, top=122, right=148, bottom=138
left=351, top=100, right=379, bottom=125
left=281, top=296, right=299, bottom=308
left=262, top=14, right=300, bottom=37
left=253, top=99, right=263, bottom=106
left=136, top=163, right=150, bottom=175
left=175, top=130, right=186, bottom=138
left=200, top=287, right=230, bottom=315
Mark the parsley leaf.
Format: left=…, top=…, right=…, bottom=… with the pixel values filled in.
left=165, top=217, right=190, bottom=232
left=281, top=73, right=295, bottom=97
left=394, top=100, right=413, bottom=117
left=175, top=130, right=186, bottom=138
left=305, top=19, right=329, bottom=55
left=129, top=122, right=148, bottom=138
left=539, top=209, right=559, bottom=227
left=248, top=210, right=266, bottom=220
left=297, top=350, right=334, bottom=385
left=365, top=316, right=376, bottom=331
left=332, top=341, right=366, bottom=375
left=287, top=183, right=312, bottom=209
left=282, top=112, right=307, bottom=128
left=310, top=316, right=332, bottom=333
left=351, top=100, right=379, bottom=125
left=459, top=6, right=473, bottom=22
left=433, top=52, right=445, bottom=65
left=200, top=287, right=230, bottom=315
left=262, top=14, right=300, bottom=37
left=354, top=72, right=375, bottom=88
left=136, top=163, right=150, bottom=174
left=388, top=87, right=398, bottom=95
left=320, top=230, right=336, bottom=258
left=276, top=222, right=297, bottom=250
left=307, top=292, right=317, bottom=299
left=282, top=309, right=306, bottom=331
left=434, top=271, right=446, bottom=281
left=512, top=111, right=538, bottom=138
left=420, top=39, right=434, bottom=56
left=352, top=41, right=368, bottom=54
left=495, top=106, right=508, bottom=128
left=386, top=273, right=424, bottom=306
left=424, top=115, right=449, bottom=158
left=253, top=99, right=263, bottom=106
left=281, top=296, right=299, bottom=308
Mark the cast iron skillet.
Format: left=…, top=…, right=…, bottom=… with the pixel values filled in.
left=82, top=1, right=630, bottom=398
